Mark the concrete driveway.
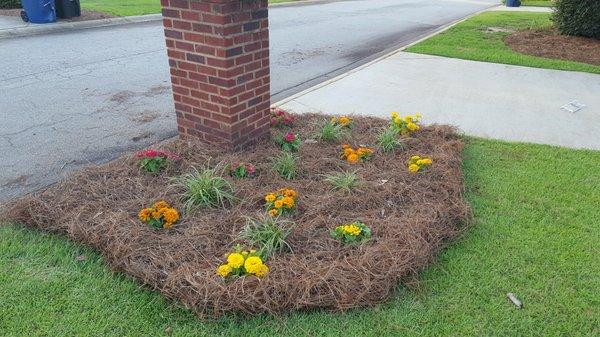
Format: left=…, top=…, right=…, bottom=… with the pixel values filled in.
left=0, top=0, right=498, bottom=202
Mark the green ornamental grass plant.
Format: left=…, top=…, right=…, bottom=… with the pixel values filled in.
left=323, top=171, right=359, bottom=192
left=238, top=214, right=294, bottom=258
left=270, top=152, right=298, bottom=180
left=173, top=165, right=236, bottom=211
left=315, top=120, right=347, bottom=142
left=377, top=127, right=406, bottom=153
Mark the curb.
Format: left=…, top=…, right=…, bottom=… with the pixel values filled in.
left=272, top=3, right=497, bottom=107
left=0, top=14, right=162, bottom=39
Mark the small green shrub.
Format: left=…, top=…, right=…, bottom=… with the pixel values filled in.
left=271, top=152, right=298, bottom=180
left=238, top=214, right=294, bottom=257
left=323, top=171, right=358, bottom=192
left=314, top=120, right=346, bottom=142
left=174, top=166, right=236, bottom=211
left=0, top=0, right=20, bottom=9
left=553, top=0, right=600, bottom=39
left=377, top=127, right=405, bottom=153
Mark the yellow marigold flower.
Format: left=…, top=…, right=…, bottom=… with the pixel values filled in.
left=391, top=111, right=399, bottom=119
left=409, top=164, right=420, bottom=173
left=330, top=117, right=338, bottom=124
left=404, top=116, right=413, bottom=123
left=274, top=200, right=284, bottom=209
left=281, top=196, right=295, bottom=208
left=265, top=193, right=276, bottom=203
left=162, top=208, right=179, bottom=224
left=416, top=159, right=425, bottom=165
left=153, top=201, right=170, bottom=210
left=338, top=116, right=351, bottom=126
left=227, top=253, right=245, bottom=268
left=410, top=155, right=421, bottom=161
left=347, top=153, right=359, bottom=163
left=244, top=256, right=263, bottom=274
left=217, top=264, right=231, bottom=277
left=393, top=117, right=402, bottom=125
left=255, top=264, right=269, bottom=277
left=343, top=148, right=354, bottom=157
left=343, top=224, right=362, bottom=236
left=138, top=208, right=151, bottom=222
left=421, top=158, right=433, bottom=165
left=268, top=209, right=279, bottom=217
left=407, top=122, right=419, bottom=131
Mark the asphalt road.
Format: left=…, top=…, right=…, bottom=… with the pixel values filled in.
left=0, top=0, right=497, bottom=202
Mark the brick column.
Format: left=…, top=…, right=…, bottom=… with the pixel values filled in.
left=161, top=0, right=270, bottom=149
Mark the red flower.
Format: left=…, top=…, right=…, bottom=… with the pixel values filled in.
left=137, top=149, right=159, bottom=158
left=246, top=164, right=256, bottom=174
left=284, top=132, right=296, bottom=142
left=276, top=109, right=285, bottom=117
left=270, top=117, right=278, bottom=125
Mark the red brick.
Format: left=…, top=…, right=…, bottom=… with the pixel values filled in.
left=161, top=0, right=270, bottom=149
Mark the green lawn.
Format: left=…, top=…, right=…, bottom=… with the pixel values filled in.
left=81, top=0, right=295, bottom=17
left=407, top=12, right=600, bottom=74
left=2, top=138, right=598, bottom=336
left=521, top=0, right=554, bottom=6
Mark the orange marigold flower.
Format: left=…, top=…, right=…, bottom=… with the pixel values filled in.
left=347, top=153, right=359, bottom=163
left=151, top=209, right=163, bottom=220
left=138, top=208, right=151, bottom=222
left=281, top=196, right=295, bottom=208
left=283, top=189, right=297, bottom=198
left=163, top=208, right=179, bottom=224
left=153, top=200, right=170, bottom=210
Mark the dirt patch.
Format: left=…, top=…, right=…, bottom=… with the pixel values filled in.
left=505, top=28, right=600, bottom=66
left=0, top=9, right=114, bottom=21
left=1, top=114, right=469, bottom=316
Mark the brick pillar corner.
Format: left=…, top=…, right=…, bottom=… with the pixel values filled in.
left=161, top=0, right=271, bottom=150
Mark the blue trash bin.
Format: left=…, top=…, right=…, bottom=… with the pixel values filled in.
left=506, top=0, right=521, bottom=7
left=20, top=0, right=57, bottom=24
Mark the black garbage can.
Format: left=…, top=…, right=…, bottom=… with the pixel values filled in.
left=55, top=0, right=81, bottom=19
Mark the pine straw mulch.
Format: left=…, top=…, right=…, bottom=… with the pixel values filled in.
left=1, top=114, right=470, bottom=316
left=505, top=28, right=600, bottom=66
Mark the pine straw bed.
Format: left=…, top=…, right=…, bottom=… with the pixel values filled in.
left=1, top=114, right=470, bottom=316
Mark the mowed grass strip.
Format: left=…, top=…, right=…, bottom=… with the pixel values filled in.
left=407, top=12, right=600, bottom=74
left=521, top=0, right=554, bottom=6
left=1, top=138, right=598, bottom=336
left=81, top=0, right=296, bottom=17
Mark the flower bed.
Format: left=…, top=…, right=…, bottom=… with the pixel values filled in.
left=2, top=114, right=469, bottom=316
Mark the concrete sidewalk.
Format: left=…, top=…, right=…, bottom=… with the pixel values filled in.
left=278, top=52, right=600, bottom=150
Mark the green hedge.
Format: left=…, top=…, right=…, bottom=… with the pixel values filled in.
left=553, top=0, right=600, bottom=39
left=0, top=0, right=21, bottom=9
